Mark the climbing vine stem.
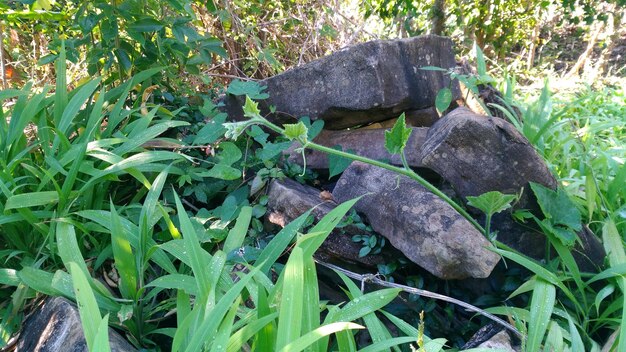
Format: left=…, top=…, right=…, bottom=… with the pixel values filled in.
left=224, top=97, right=486, bottom=236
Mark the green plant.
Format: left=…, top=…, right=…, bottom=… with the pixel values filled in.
left=422, top=43, right=497, bottom=114
left=225, top=97, right=486, bottom=238
left=466, top=191, right=519, bottom=241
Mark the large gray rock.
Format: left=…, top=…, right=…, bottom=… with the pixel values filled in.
left=266, top=178, right=389, bottom=266
left=285, top=127, right=428, bottom=169
left=16, top=296, right=135, bottom=352
left=225, top=35, right=459, bottom=129
left=332, top=162, right=500, bottom=279
left=419, top=107, right=605, bottom=269
left=419, top=107, right=557, bottom=208
left=418, top=107, right=553, bottom=259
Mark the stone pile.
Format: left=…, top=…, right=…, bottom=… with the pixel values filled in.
left=223, top=34, right=605, bottom=281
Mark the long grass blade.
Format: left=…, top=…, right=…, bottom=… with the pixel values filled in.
left=223, top=206, right=252, bottom=255
left=110, top=201, right=138, bottom=299
left=276, top=246, right=305, bottom=351
left=277, top=322, right=364, bottom=352
left=69, top=261, right=103, bottom=352
left=255, top=210, right=312, bottom=275
left=526, top=277, right=555, bottom=352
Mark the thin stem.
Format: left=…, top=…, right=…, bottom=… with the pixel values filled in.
left=485, top=214, right=492, bottom=240
left=305, top=142, right=485, bottom=234
left=249, top=116, right=486, bottom=235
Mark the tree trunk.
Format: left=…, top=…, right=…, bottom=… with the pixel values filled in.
left=526, top=8, right=542, bottom=70
left=565, top=21, right=603, bottom=78
left=0, top=23, right=6, bottom=89
left=595, top=6, right=623, bottom=76
left=430, top=0, right=446, bottom=35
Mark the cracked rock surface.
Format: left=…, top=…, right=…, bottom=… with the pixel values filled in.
left=332, top=162, right=500, bottom=279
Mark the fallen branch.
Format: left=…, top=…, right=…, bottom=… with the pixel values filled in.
left=315, top=259, right=524, bottom=339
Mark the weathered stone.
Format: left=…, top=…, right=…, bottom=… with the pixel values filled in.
left=574, top=224, right=606, bottom=272
left=419, top=107, right=557, bottom=207
left=284, top=127, right=428, bottom=170
left=419, top=107, right=605, bottom=269
left=16, top=296, right=136, bottom=352
left=418, top=107, right=554, bottom=258
left=224, top=35, right=459, bottom=129
left=266, top=178, right=388, bottom=266
left=462, top=324, right=520, bottom=352
left=332, top=162, right=500, bottom=279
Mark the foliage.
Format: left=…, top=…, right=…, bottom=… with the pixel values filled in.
left=467, top=191, right=518, bottom=241
left=1, top=1, right=626, bottom=351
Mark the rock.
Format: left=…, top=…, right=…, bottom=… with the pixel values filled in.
left=16, top=296, right=136, bottom=352
left=419, top=107, right=558, bottom=259
left=266, top=177, right=388, bottom=267
left=284, top=127, right=428, bottom=170
left=224, top=35, right=459, bottom=129
left=419, top=107, right=605, bottom=269
left=332, top=162, right=500, bottom=279
left=462, top=324, right=520, bottom=351
left=419, top=107, right=557, bottom=208
left=573, top=224, right=605, bottom=272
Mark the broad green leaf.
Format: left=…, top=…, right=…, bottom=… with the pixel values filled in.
left=585, top=168, right=596, bottom=221
left=301, top=257, right=321, bottom=351
left=491, top=246, right=582, bottom=314
left=69, top=261, right=102, bottom=352
left=300, top=116, right=324, bottom=140
left=54, top=41, right=67, bottom=127
left=594, top=284, right=615, bottom=316
left=466, top=191, right=518, bottom=216
left=112, top=120, right=189, bottom=156
left=435, top=88, right=452, bottom=114
left=193, top=113, right=227, bottom=145
left=214, top=142, right=242, bottom=166
left=384, top=113, right=411, bottom=155
left=527, top=277, right=555, bottom=352
left=76, top=210, right=176, bottom=274
left=328, top=146, right=353, bottom=179
left=283, top=122, right=308, bottom=142
left=129, top=17, right=164, bottom=32
left=227, top=80, right=269, bottom=100
left=530, top=182, right=581, bottom=231
left=336, top=272, right=401, bottom=351
left=18, top=267, right=62, bottom=296
left=197, top=164, right=242, bottom=180
left=603, top=218, right=626, bottom=280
